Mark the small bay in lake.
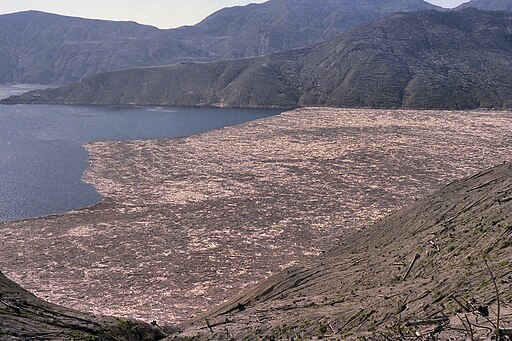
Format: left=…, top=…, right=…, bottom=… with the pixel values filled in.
left=0, top=86, right=280, bottom=221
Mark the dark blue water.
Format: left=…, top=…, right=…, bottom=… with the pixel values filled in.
left=0, top=87, right=280, bottom=221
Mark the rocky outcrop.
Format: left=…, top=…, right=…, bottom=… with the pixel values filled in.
left=6, top=9, right=512, bottom=110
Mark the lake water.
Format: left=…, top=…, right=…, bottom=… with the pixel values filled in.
left=0, top=86, right=281, bottom=221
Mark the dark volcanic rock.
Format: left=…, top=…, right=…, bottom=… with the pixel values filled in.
left=174, top=162, right=512, bottom=339
left=457, top=0, right=512, bottom=11
left=6, top=9, right=512, bottom=109
left=0, top=271, right=169, bottom=340
left=0, top=0, right=440, bottom=84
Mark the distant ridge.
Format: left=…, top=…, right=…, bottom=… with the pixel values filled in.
left=171, top=0, right=441, bottom=59
left=0, top=0, right=441, bottom=84
left=5, top=9, right=511, bottom=110
left=0, top=10, right=208, bottom=84
left=457, top=0, right=512, bottom=11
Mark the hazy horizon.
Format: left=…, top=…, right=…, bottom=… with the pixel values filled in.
left=0, top=0, right=471, bottom=29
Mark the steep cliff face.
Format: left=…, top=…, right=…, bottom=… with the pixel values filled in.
left=0, top=0, right=440, bottom=84
left=172, top=162, right=512, bottom=340
left=6, top=10, right=512, bottom=110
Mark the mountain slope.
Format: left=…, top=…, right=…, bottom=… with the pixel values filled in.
left=299, top=8, right=512, bottom=109
left=6, top=9, right=512, bottom=110
left=0, top=11, right=208, bottom=84
left=171, top=0, right=440, bottom=59
left=0, top=271, right=170, bottom=340
left=457, top=0, right=512, bottom=11
left=0, top=49, right=309, bottom=108
left=173, top=162, right=512, bottom=339
left=0, top=0, right=441, bottom=84
left=0, top=11, right=207, bottom=83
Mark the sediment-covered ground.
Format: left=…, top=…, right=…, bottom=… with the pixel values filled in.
left=0, top=107, right=510, bottom=324
left=175, top=161, right=512, bottom=340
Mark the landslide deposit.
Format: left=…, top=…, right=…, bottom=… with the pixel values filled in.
left=6, top=9, right=512, bottom=110
left=0, top=108, right=510, bottom=326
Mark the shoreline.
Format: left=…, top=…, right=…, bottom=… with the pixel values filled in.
left=0, top=101, right=280, bottom=222
left=0, top=107, right=511, bottom=324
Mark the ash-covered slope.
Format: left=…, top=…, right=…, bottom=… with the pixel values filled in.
left=0, top=271, right=169, bottom=340
left=457, top=0, right=512, bottom=12
left=6, top=9, right=512, bottom=109
left=173, top=162, right=512, bottom=339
